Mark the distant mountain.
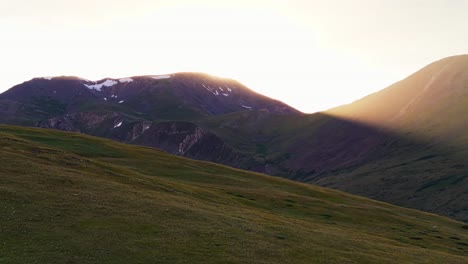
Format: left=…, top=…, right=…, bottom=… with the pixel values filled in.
left=1, top=56, right=468, bottom=222
left=328, top=55, right=468, bottom=137
left=0, top=73, right=299, bottom=125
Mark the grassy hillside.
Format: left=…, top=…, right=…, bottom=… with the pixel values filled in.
left=0, top=125, right=467, bottom=263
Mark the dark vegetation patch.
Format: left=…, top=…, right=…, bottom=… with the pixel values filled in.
left=417, top=175, right=467, bottom=191
left=414, top=154, right=438, bottom=161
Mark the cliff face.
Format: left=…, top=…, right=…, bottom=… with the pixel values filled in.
left=131, top=121, right=236, bottom=160
left=38, top=112, right=243, bottom=167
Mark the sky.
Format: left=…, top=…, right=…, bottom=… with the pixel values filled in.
left=0, top=0, right=467, bottom=113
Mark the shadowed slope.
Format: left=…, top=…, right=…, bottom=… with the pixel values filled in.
left=201, top=110, right=468, bottom=221
left=291, top=114, right=468, bottom=222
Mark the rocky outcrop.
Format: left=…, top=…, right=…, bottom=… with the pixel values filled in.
left=38, top=112, right=122, bottom=132
left=38, top=112, right=244, bottom=167
left=178, top=127, right=207, bottom=155
left=38, top=116, right=79, bottom=132
left=133, top=121, right=241, bottom=165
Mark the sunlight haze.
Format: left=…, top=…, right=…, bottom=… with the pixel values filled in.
left=1, top=0, right=467, bottom=113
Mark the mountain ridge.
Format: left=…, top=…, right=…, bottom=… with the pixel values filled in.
left=0, top=72, right=301, bottom=124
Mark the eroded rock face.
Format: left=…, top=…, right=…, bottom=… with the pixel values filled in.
left=38, top=112, right=243, bottom=167
left=129, top=121, right=153, bottom=141
left=178, top=127, right=207, bottom=155
left=178, top=127, right=237, bottom=163
left=134, top=122, right=240, bottom=165
left=38, top=112, right=122, bottom=132
left=38, top=117, right=78, bottom=132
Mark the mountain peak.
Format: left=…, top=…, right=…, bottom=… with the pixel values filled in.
left=327, top=54, right=468, bottom=127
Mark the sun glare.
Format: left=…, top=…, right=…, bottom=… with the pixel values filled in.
left=2, top=1, right=466, bottom=113
left=1, top=3, right=329, bottom=112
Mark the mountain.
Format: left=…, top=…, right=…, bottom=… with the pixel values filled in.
left=312, top=55, right=468, bottom=221
left=1, top=56, right=467, bottom=222
left=1, top=125, right=467, bottom=263
left=327, top=55, right=468, bottom=153
left=0, top=73, right=299, bottom=124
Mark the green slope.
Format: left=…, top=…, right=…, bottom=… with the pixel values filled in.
left=0, top=125, right=467, bottom=264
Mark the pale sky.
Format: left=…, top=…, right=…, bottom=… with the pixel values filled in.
left=0, top=0, right=467, bottom=113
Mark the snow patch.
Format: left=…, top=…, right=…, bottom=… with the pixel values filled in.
left=219, top=87, right=224, bottom=91
left=114, top=121, right=123, bottom=128
left=151, top=75, right=171, bottom=80
left=84, top=79, right=118, bottom=91
left=241, top=105, right=252, bottom=109
left=142, top=123, right=151, bottom=133
left=203, top=84, right=212, bottom=91
left=119, top=78, right=133, bottom=83
left=104, top=98, right=107, bottom=101
left=111, top=95, right=117, bottom=98
left=226, top=87, right=232, bottom=92
left=222, top=93, right=229, bottom=97
left=41, top=77, right=54, bottom=80
left=118, top=100, right=124, bottom=104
